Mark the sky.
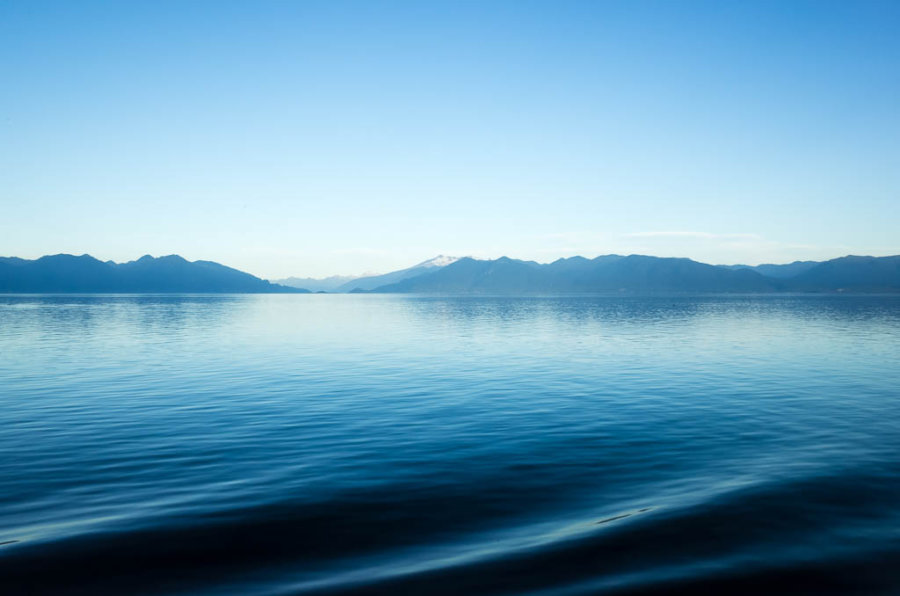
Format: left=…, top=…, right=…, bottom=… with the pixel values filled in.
left=2, top=0, right=898, bottom=279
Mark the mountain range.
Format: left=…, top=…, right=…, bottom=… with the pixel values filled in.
left=273, top=256, right=462, bottom=292
left=722, top=260, right=821, bottom=278
left=1, top=253, right=898, bottom=294
left=286, top=254, right=900, bottom=294
left=270, top=274, right=357, bottom=293
left=0, top=254, right=303, bottom=293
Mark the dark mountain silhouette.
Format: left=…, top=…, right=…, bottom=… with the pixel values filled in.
left=370, top=254, right=900, bottom=294
left=0, top=254, right=305, bottom=293
left=4, top=253, right=899, bottom=294
left=788, top=255, right=900, bottom=292
left=723, top=261, right=820, bottom=279
left=374, top=255, right=779, bottom=294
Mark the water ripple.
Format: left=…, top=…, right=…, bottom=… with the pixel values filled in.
left=1, top=294, right=899, bottom=594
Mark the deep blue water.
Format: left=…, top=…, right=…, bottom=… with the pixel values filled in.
left=1, top=294, right=899, bottom=595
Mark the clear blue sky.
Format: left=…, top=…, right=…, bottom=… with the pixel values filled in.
left=2, top=0, right=898, bottom=278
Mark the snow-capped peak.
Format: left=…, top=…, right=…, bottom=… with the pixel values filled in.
left=415, top=255, right=461, bottom=269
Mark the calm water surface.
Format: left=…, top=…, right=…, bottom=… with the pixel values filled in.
left=1, top=294, right=899, bottom=595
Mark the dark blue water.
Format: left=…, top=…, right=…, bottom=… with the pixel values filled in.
left=1, top=295, right=899, bottom=595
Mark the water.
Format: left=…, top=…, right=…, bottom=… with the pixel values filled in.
left=1, top=294, right=899, bottom=595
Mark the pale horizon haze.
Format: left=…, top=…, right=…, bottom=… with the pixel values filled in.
left=2, top=1, right=898, bottom=279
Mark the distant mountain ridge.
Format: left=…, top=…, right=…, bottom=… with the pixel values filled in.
left=721, top=261, right=820, bottom=279
left=373, top=255, right=777, bottom=294
left=365, top=254, right=900, bottom=294
left=0, top=254, right=303, bottom=293
left=789, top=255, right=900, bottom=292
left=272, top=274, right=358, bottom=292
left=3, top=253, right=899, bottom=294
left=336, top=255, right=462, bottom=292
